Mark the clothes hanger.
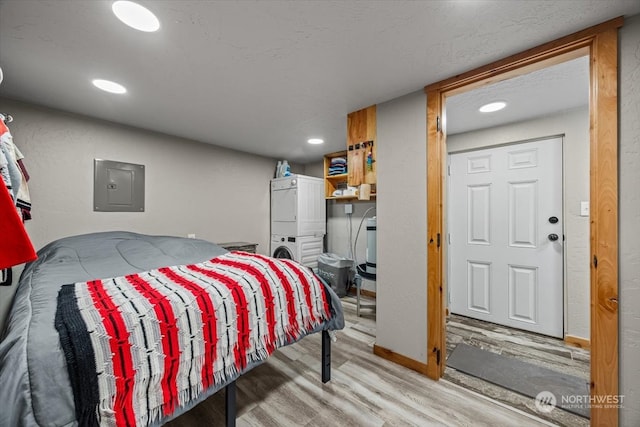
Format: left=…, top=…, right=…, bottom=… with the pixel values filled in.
left=0, top=66, right=13, bottom=124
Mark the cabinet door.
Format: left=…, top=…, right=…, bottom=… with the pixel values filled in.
left=347, top=105, right=376, bottom=186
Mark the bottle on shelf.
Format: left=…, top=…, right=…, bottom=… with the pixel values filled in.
left=282, top=160, right=291, bottom=177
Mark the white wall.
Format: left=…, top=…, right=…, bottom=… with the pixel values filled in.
left=303, top=161, right=324, bottom=180
left=305, top=161, right=377, bottom=293
left=447, top=107, right=590, bottom=339
left=0, top=98, right=282, bottom=331
left=3, top=99, right=279, bottom=250
left=619, top=13, right=640, bottom=427
left=326, top=200, right=377, bottom=292
left=376, top=90, right=428, bottom=362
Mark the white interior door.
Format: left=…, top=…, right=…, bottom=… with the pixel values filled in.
left=449, top=137, right=563, bottom=338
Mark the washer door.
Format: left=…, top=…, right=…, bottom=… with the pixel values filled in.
left=272, top=246, right=294, bottom=260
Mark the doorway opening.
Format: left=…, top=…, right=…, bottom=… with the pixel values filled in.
left=445, top=131, right=589, bottom=424
left=425, top=18, right=621, bottom=426
left=442, top=55, right=592, bottom=425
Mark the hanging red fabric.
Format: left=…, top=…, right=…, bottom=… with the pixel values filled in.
left=0, top=184, right=36, bottom=269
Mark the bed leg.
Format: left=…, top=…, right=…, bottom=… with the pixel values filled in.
left=225, top=380, right=236, bottom=427
left=322, top=330, right=331, bottom=383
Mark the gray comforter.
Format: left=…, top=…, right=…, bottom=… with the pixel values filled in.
left=0, top=231, right=344, bottom=427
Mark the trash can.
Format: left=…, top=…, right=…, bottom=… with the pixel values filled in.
left=317, top=253, right=354, bottom=297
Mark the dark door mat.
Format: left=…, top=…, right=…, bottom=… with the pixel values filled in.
left=447, top=343, right=590, bottom=418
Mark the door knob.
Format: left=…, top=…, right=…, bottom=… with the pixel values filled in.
left=548, top=233, right=559, bottom=241
left=549, top=216, right=559, bottom=224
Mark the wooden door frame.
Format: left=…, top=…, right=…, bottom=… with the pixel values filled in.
left=425, top=17, right=621, bottom=426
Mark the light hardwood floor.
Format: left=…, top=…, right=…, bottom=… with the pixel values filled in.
left=445, top=314, right=590, bottom=427
left=168, top=297, right=557, bottom=426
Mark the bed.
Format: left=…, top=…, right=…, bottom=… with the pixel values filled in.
left=0, top=231, right=344, bottom=427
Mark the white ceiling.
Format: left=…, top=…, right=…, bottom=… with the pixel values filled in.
left=0, top=1, right=638, bottom=164
left=446, top=56, right=590, bottom=135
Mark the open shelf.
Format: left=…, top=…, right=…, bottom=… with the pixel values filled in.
left=324, top=150, right=348, bottom=199
left=326, top=193, right=377, bottom=201
left=324, top=105, right=377, bottom=201
left=326, top=173, right=348, bottom=180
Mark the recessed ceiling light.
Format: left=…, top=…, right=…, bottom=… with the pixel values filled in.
left=308, top=138, right=324, bottom=145
left=479, top=101, right=507, bottom=113
left=92, top=79, right=127, bottom=94
left=112, top=1, right=160, bottom=32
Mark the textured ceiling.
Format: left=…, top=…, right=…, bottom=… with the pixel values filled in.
left=447, top=56, right=590, bottom=135
left=0, top=1, right=638, bottom=163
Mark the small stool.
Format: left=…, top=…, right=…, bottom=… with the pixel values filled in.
left=355, top=265, right=376, bottom=317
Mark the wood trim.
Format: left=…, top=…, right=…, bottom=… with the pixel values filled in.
left=589, top=28, right=619, bottom=427
left=565, top=335, right=591, bottom=350
left=425, top=18, right=621, bottom=426
left=348, top=288, right=376, bottom=298
left=425, top=17, right=622, bottom=95
left=373, top=344, right=429, bottom=376
left=426, top=90, right=444, bottom=380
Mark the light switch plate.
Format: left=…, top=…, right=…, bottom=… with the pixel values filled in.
left=580, top=201, right=590, bottom=216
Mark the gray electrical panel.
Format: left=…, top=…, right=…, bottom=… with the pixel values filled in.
left=93, top=159, right=145, bottom=212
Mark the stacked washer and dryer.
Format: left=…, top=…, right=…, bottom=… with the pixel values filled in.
left=270, top=174, right=326, bottom=269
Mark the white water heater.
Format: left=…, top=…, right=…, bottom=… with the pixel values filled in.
left=366, top=217, right=376, bottom=274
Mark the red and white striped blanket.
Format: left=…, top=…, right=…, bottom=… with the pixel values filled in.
left=55, top=251, right=333, bottom=427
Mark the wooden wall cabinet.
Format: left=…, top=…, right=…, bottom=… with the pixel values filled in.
left=347, top=105, right=377, bottom=187
left=324, top=105, right=377, bottom=200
